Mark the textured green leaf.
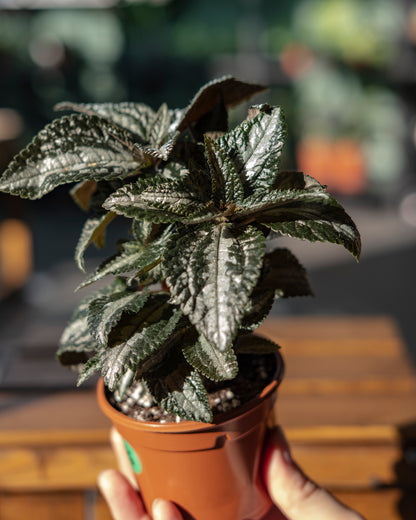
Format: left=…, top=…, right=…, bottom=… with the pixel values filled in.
left=56, top=101, right=182, bottom=164
left=234, top=188, right=361, bottom=259
left=103, top=177, right=217, bottom=224
left=238, top=186, right=338, bottom=218
left=272, top=171, right=306, bottom=191
left=164, top=224, right=266, bottom=351
left=205, top=136, right=244, bottom=206
left=176, top=76, right=266, bottom=132
left=217, top=104, right=286, bottom=195
left=273, top=172, right=325, bottom=192
left=78, top=234, right=166, bottom=289
left=131, top=219, right=155, bottom=244
left=169, top=107, right=186, bottom=132
left=133, top=104, right=181, bottom=161
left=99, top=295, right=182, bottom=390
left=133, top=132, right=179, bottom=162
left=241, top=249, right=312, bottom=331
left=149, top=103, right=171, bottom=147
left=88, top=179, right=124, bottom=216
left=0, top=114, right=139, bottom=199
left=240, top=290, right=275, bottom=332
left=55, top=101, right=155, bottom=141
left=169, top=141, right=206, bottom=172
left=134, top=317, right=191, bottom=377
left=234, top=334, right=280, bottom=354
left=75, top=212, right=116, bottom=272
left=160, top=161, right=192, bottom=181
left=144, top=350, right=212, bottom=422
left=183, top=334, right=238, bottom=381
left=116, top=369, right=136, bottom=400
left=77, top=356, right=102, bottom=386
left=57, top=298, right=98, bottom=366
left=88, top=288, right=149, bottom=346
left=267, top=216, right=361, bottom=259
left=56, top=279, right=126, bottom=366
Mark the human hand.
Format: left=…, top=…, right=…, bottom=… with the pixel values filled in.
left=98, top=428, right=182, bottom=520
left=261, top=427, right=365, bottom=520
left=98, top=426, right=365, bottom=520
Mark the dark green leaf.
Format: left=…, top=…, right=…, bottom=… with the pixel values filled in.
left=55, top=101, right=155, bottom=141
left=169, top=141, right=206, bottom=171
left=88, top=179, right=124, bottom=216
left=77, top=356, right=102, bottom=386
left=183, top=333, right=238, bottom=381
left=0, top=114, right=139, bottom=199
left=88, top=288, right=149, bottom=346
left=134, top=316, right=191, bottom=377
left=116, top=369, right=135, bottom=400
left=273, top=171, right=306, bottom=191
left=176, top=76, right=266, bottom=132
left=273, top=172, right=325, bottom=193
left=147, top=103, right=170, bottom=146
left=103, top=177, right=217, bottom=224
left=241, top=248, right=313, bottom=331
left=234, top=188, right=361, bottom=259
left=260, top=248, right=313, bottom=298
left=191, top=94, right=228, bottom=141
left=268, top=217, right=361, bottom=259
left=205, top=136, right=244, bottom=206
left=133, top=132, right=179, bottom=162
left=75, top=212, right=116, bottom=272
left=164, top=224, right=265, bottom=351
left=159, top=161, right=192, bottom=181
left=169, top=107, right=186, bottom=132
left=234, top=334, right=280, bottom=354
left=240, top=289, right=275, bottom=332
left=144, top=349, right=212, bottom=422
left=99, top=295, right=182, bottom=390
left=217, top=104, right=286, bottom=195
left=131, top=219, right=155, bottom=244
left=57, top=302, right=96, bottom=366
left=78, top=233, right=166, bottom=289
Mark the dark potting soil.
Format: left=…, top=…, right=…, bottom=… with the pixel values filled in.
left=110, top=353, right=278, bottom=423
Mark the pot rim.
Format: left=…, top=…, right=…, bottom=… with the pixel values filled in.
left=97, top=350, right=284, bottom=433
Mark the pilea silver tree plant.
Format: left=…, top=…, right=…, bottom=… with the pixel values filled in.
left=0, top=77, right=360, bottom=423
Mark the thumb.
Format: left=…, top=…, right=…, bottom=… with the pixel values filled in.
left=262, top=427, right=365, bottom=520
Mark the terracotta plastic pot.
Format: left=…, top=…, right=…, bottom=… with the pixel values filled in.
left=97, top=352, right=284, bottom=520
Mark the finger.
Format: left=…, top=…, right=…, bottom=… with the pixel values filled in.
left=110, top=426, right=139, bottom=490
left=262, top=427, right=365, bottom=520
left=98, top=469, right=151, bottom=520
left=152, top=498, right=183, bottom=520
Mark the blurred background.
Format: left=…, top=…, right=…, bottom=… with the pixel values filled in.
left=0, top=0, right=416, bottom=389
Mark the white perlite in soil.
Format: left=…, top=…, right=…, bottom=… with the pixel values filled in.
left=109, top=353, right=277, bottom=423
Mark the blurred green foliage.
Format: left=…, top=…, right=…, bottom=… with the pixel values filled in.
left=0, top=0, right=412, bottom=200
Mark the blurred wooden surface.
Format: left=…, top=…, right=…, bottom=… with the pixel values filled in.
left=0, top=316, right=415, bottom=519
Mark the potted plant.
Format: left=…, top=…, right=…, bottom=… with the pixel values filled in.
left=0, top=77, right=360, bottom=520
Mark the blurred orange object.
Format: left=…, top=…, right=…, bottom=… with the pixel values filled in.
left=296, top=137, right=367, bottom=195
left=0, top=218, right=33, bottom=298
left=280, top=43, right=315, bottom=79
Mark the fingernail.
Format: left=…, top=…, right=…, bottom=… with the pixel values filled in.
left=153, top=497, right=183, bottom=520
left=152, top=498, right=179, bottom=520
left=152, top=499, right=164, bottom=520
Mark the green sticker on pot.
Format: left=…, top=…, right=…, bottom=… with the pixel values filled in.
left=123, top=439, right=142, bottom=474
